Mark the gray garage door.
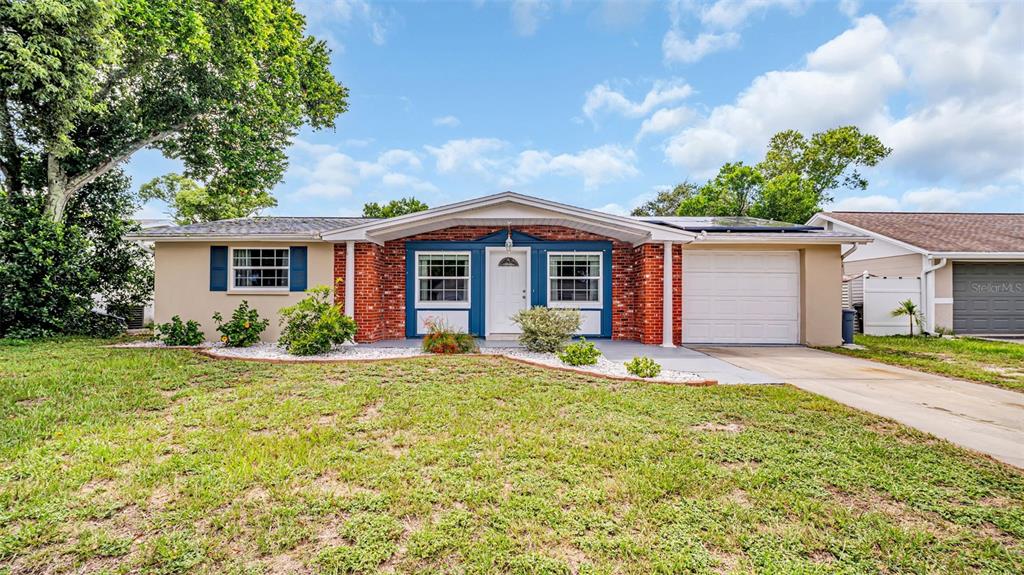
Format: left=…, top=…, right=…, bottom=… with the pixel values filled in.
left=953, top=262, right=1024, bottom=334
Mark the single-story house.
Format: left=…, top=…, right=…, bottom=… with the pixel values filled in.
left=808, top=212, right=1024, bottom=335
left=131, top=192, right=870, bottom=346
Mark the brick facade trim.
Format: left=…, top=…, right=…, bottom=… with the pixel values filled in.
left=335, top=225, right=672, bottom=344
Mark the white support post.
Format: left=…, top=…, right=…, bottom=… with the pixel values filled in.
left=662, top=241, right=675, bottom=348
left=345, top=240, right=355, bottom=319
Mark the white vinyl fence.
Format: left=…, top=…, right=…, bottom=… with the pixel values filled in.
left=862, top=275, right=921, bottom=335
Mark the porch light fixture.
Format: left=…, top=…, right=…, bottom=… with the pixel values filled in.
left=504, top=223, right=514, bottom=253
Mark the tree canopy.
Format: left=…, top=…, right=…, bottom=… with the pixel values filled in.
left=630, top=182, right=699, bottom=216
left=140, top=174, right=275, bottom=225
left=653, top=126, right=891, bottom=223
left=0, top=0, right=348, bottom=220
left=363, top=197, right=429, bottom=218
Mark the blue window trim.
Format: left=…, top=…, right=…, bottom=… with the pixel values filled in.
left=405, top=233, right=613, bottom=338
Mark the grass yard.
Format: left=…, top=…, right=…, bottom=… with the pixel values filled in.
left=1, top=340, right=1022, bottom=575
left=829, top=335, right=1024, bottom=392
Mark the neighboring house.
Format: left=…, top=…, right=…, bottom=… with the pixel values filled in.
left=129, top=192, right=869, bottom=346
left=808, top=212, right=1024, bottom=335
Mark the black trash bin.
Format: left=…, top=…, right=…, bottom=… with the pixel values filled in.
left=842, top=308, right=856, bottom=344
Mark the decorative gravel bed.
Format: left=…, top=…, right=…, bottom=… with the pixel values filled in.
left=112, top=340, right=710, bottom=383
left=481, top=348, right=706, bottom=384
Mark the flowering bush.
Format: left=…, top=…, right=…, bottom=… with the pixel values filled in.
left=558, top=337, right=601, bottom=366
left=278, top=286, right=357, bottom=355
left=155, top=316, right=204, bottom=346
left=512, top=306, right=581, bottom=353
left=421, top=318, right=478, bottom=354
left=625, top=356, right=661, bottom=378
left=212, top=300, right=268, bottom=347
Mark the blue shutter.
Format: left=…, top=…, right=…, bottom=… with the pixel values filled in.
left=289, top=246, right=307, bottom=292
left=210, top=246, right=228, bottom=291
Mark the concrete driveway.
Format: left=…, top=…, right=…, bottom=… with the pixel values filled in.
left=696, top=346, right=1024, bottom=468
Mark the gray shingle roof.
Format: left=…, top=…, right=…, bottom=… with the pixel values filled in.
left=133, top=216, right=377, bottom=238
left=822, top=212, right=1024, bottom=252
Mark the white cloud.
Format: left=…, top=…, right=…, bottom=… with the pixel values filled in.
left=595, top=203, right=630, bottom=216
left=381, top=172, right=439, bottom=193
left=583, top=79, right=693, bottom=120
left=514, top=145, right=640, bottom=189
left=287, top=139, right=436, bottom=199
left=377, top=149, right=422, bottom=170
left=662, top=30, right=739, bottom=63
left=297, top=0, right=394, bottom=46
left=838, top=0, right=860, bottom=18
left=637, top=106, right=695, bottom=140
left=661, top=0, right=807, bottom=63
left=433, top=115, right=461, bottom=128
left=900, top=186, right=1011, bottom=212
left=660, top=3, right=1024, bottom=190
left=425, top=138, right=508, bottom=174
left=511, top=0, right=551, bottom=36
left=700, top=0, right=808, bottom=29
left=424, top=138, right=640, bottom=190
left=834, top=186, right=1018, bottom=212
left=833, top=195, right=901, bottom=211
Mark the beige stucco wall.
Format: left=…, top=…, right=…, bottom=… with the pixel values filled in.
left=153, top=241, right=335, bottom=341
left=933, top=262, right=953, bottom=330
left=682, top=243, right=844, bottom=346
left=843, top=253, right=922, bottom=278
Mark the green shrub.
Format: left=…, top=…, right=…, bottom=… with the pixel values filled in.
left=512, top=306, right=581, bottom=353
left=212, top=300, right=269, bottom=347
left=558, top=337, right=601, bottom=366
left=421, top=318, right=478, bottom=354
left=278, top=286, right=357, bottom=355
left=155, top=316, right=204, bottom=346
left=625, top=356, right=661, bottom=378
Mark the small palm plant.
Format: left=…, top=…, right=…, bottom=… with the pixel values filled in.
left=891, top=299, right=924, bottom=336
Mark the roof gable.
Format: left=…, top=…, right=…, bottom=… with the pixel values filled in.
left=322, top=191, right=696, bottom=245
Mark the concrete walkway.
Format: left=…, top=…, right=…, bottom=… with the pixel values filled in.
left=696, top=346, right=1024, bottom=468
left=592, top=340, right=780, bottom=385
left=364, top=338, right=779, bottom=384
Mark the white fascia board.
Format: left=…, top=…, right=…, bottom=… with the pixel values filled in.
left=321, top=191, right=696, bottom=244
left=929, top=252, right=1024, bottom=260
left=809, top=214, right=928, bottom=254
left=693, top=234, right=872, bottom=245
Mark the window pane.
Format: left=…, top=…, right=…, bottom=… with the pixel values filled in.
left=232, top=249, right=289, bottom=288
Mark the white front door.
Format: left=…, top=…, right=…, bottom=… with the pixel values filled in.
left=487, top=249, right=529, bottom=335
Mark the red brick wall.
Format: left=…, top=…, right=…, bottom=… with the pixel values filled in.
left=336, top=225, right=676, bottom=343
left=633, top=243, right=664, bottom=345
left=353, top=243, right=385, bottom=342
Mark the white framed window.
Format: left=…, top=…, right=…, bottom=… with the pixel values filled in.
left=548, top=252, right=602, bottom=307
left=416, top=252, right=471, bottom=308
left=230, top=247, right=289, bottom=290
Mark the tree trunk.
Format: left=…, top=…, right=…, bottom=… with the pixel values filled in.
left=42, top=126, right=180, bottom=222
left=46, top=154, right=72, bottom=221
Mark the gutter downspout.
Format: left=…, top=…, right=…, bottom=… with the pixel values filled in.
left=921, top=256, right=948, bottom=334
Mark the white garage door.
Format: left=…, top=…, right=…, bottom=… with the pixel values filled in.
left=682, top=251, right=800, bottom=344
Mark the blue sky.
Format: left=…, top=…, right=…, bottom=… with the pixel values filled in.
left=129, top=0, right=1024, bottom=220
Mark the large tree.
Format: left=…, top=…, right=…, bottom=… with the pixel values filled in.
left=363, top=197, right=429, bottom=218
left=140, top=173, right=276, bottom=225
left=661, top=126, right=891, bottom=223
left=0, top=0, right=348, bottom=220
left=630, top=182, right=698, bottom=216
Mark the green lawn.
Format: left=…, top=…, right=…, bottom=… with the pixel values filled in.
left=829, top=335, right=1024, bottom=392
left=1, top=339, right=1022, bottom=574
